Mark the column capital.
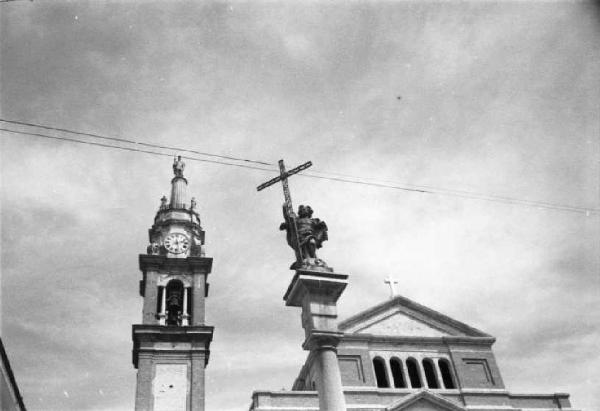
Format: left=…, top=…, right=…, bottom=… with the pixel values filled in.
left=302, top=330, right=344, bottom=351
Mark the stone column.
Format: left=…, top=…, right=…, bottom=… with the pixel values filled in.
left=402, top=361, right=411, bottom=389
left=170, top=176, right=188, bottom=209
left=158, top=286, right=166, bottom=325
left=417, top=360, right=427, bottom=388
left=284, top=269, right=348, bottom=411
left=182, top=287, right=189, bottom=326
left=434, top=360, right=444, bottom=389
left=305, top=333, right=345, bottom=411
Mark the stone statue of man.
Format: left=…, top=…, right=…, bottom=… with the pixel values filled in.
left=173, top=156, right=185, bottom=177
left=280, top=204, right=328, bottom=268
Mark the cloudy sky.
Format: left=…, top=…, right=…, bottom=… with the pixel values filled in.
left=1, top=1, right=599, bottom=410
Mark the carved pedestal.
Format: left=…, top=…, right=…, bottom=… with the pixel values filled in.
left=284, top=269, right=348, bottom=411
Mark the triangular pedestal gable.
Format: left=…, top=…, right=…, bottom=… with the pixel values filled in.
left=339, top=295, right=490, bottom=338
left=348, top=309, right=450, bottom=337
left=387, top=390, right=465, bottom=411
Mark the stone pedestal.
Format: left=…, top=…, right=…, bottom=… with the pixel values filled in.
left=284, top=269, right=348, bottom=411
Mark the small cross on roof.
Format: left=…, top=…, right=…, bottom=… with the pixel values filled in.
left=384, top=276, right=400, bottom=298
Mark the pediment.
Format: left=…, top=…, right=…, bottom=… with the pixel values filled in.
left=387, top=390, right=465, bottom=411
left=339, top=295, right=490, bottom=338
left=347, top=310, right=451, bottom=337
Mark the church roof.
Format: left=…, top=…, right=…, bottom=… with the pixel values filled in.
left=338, top=295, right=492, bottom=339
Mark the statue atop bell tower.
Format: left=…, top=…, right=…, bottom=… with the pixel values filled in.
left=132, top=160, right=214, bottom=411
left=173, top=155, right=185, bottom=178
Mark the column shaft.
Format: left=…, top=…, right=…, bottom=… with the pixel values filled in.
left=314, top=347, right=346, bottom=411
left=182, top=288, right=189, bottom=326
left=170, top=177, right=187, bottom=209
left=434, top=360, right=444, bottom=389
left=417, top=360, right=427, bottom=388
left=402, top=360, right=411, bottom=389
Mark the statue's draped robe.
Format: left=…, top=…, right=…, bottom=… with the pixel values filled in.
left=281, top=205, right=328, bottom=263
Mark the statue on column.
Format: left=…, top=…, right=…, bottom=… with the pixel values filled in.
left=173, top=155, right=185, bottom=178
left=280, top=204, right=330, bottom=270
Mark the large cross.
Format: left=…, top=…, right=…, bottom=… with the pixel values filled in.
left=257, top=159, right=313, bottom=263
left=384, top=276, right=400, bottom=298
left=257, top=159, right=312, bottom=215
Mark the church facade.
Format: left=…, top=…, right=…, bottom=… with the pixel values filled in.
left=250, top=295, right=577, bottom=411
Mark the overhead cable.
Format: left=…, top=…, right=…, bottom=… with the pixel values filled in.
left=0, top=118, right=273, bottom=166
left=1, top=124, right=597, bottom=215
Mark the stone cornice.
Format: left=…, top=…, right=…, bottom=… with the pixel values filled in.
left=341, top=333, right=496, bottom=346
left=139, top=255, right=213, bottom=274
left=131, top=325, right=214, bottom=368
left=132, top=324, right=214, bottom=343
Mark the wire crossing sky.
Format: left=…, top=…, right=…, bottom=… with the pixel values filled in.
left=1, top=120, right=597, bottom=215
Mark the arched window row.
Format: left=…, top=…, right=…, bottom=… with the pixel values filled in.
left=371, top=356, right=456, bottom=390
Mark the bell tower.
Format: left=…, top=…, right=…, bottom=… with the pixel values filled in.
left=132, top=157, right=214, bottom=411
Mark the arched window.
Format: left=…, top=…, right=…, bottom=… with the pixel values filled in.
left=389, top=357, right=406, bottom=388
left=422, top=358, right=439, bottom=388
left=165, top=280, right=184, bottom=326
left=372, top=357, right=389, bottom=388
left=438, top=359, right=456, bottom=389
left=406, top=358, right=422, bottom=388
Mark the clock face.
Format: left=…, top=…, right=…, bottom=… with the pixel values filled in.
left=164, top=233, right=190, bottom=254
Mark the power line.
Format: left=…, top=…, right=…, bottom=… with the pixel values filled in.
left=301, top=172, right=595, bottom=214
left=2, top=117, right=593, bottom=212
left=0, top=118, right=479, bottom=192
left=1, top=125, right=598, bottom=215
left=0, top=118, right=273, bottom=166
left=0, top=128, right=274, bottom=173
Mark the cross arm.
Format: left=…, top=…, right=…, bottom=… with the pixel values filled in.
left=286, top=161, right=312, bottom=177
left=257, top=175, right=283, bottom=192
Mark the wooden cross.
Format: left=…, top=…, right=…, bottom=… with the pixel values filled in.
left=384, top=276, right=400, bottom=298
left=257, top=159, right=313, bottom=263
left=257, top=159, right=312, bottom=211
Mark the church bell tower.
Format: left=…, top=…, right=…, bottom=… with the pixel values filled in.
left=132, top=157, right=214, bottom=411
